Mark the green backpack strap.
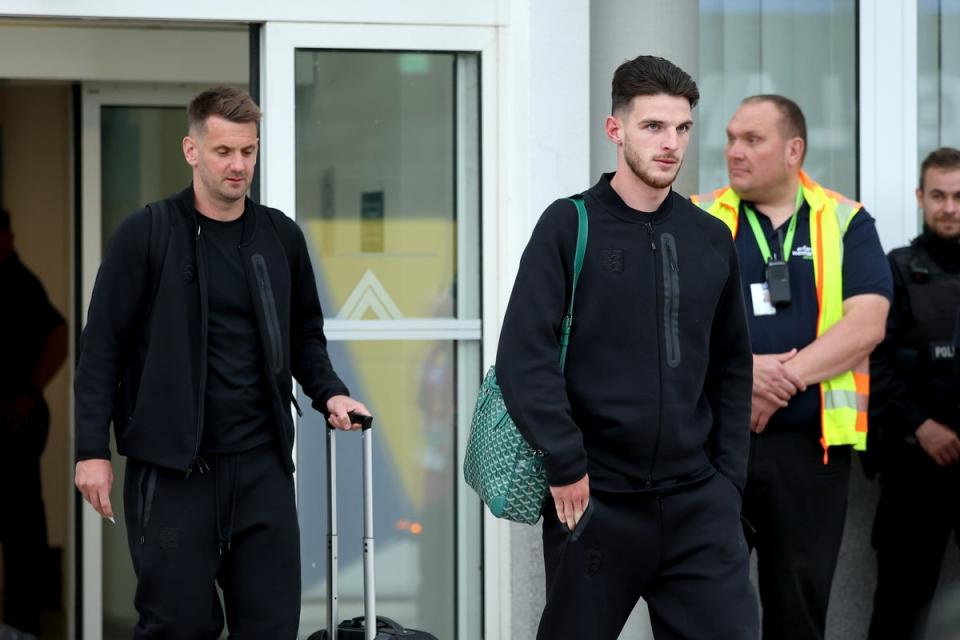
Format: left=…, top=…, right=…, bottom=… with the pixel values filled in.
left=558, top=197, right=589, bottom=371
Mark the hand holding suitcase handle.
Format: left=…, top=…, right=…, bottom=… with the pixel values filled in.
left=325, top=410, right=373, bottom=431
left=326, top=393, right=372, bottom=431
left=348, top=411, right=373, bottom=430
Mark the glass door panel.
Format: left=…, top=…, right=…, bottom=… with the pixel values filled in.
left=698, top=0, right=858, bottom=195
left=100, top=106, right=191, bottom=246
left=298, top=340, right=466, bottom=637
left=295, top=50, right=475, bottom=320
left=292, top=48, right=480, bottom=640
left=263, top=25, right=493, bottom=639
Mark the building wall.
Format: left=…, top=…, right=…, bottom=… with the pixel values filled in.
left=495, top=2, right=591, bottom=638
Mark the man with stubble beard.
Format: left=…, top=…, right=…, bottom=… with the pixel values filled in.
left=74, top=86, right=369, bottom=638
left=497, top=56, right=758, bottom=639
left=867, top=147, right=960, bottom=640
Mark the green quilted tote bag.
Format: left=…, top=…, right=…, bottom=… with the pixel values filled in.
left=463, top=197, right=588, bottom=524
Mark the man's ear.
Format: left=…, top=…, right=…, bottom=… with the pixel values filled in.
left=786, top=137, right=805, bottom=168
left=182, top=135, right=198, bottom=167
left=605, top=115, right=623, bottom=145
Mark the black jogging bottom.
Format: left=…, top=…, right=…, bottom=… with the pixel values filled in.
left=536, top=472, right=759, bottom=640
left=123, top=441, right=300, bottom=640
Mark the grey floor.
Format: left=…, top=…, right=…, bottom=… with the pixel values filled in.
left=826, top=463, right=960, bottom=640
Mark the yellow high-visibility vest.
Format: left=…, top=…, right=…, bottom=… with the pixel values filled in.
left=692, top=170, right=869, bottom=459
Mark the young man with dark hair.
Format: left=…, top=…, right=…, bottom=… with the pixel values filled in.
left=693, top=95, right=892, bottom=640
left=867, top=147, right=960, bottom=640
left=0, top=209, right=68, bottom=640
left=497, top=55, right=758, bottom=639
left=74, top=86, right=369, bottom=638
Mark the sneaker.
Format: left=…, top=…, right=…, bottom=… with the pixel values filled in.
left=0, top=624, right=40, bottom=640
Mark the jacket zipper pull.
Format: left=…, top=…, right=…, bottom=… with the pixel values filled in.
left=189, top=456, right=209, bottom=476
left=645, top=223, right=656, bottom=251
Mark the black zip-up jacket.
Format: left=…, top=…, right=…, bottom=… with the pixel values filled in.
left=496, top=174, right=753, bottom=493
left=75, top=186, right=348, bottom=473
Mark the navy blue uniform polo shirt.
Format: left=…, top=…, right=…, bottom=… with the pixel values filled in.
left=736, top=200, right=893, bottom=434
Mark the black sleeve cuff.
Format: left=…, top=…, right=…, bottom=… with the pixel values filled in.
left=543, top=450, right=588, bottom=487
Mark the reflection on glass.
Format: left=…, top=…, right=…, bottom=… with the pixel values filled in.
left=99, top=105, right=194, bottom=639
left=918, top=0, right=960, bottom=189
left=100, top=106, right=191, bottom=247
left=295, top=50, right=479, bottom=320
left=297, top=340, right=463, bottom=640
left=698, top=0, right=857, bottom=196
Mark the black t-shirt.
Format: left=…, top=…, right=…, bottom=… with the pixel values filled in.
left=736, top=200, right=893, bottom=433
left=0, top=252, right=65, bottom=402
left=197, top=211, right=274, bottom=453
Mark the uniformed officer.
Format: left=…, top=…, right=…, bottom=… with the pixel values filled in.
left=867, top=147, right=960, bottom=640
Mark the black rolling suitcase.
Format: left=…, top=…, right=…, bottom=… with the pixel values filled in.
left=307, top=414, right=439, bottom=640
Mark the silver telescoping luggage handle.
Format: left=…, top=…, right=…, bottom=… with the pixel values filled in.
left=326, top=412, right=377, bottom=640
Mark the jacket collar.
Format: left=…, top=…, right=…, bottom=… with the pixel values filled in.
left=173, top=183, right=259, bottom=246
left=591, top=172, right=675, bottom=224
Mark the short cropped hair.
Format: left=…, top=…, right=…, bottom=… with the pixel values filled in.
left=188, top=86, right=262, bottom=135
left=920, top=147, right=960, bottom=190
left=611, top=55, right=700, bottom=114
left=742, top=94, right=808, bottom=162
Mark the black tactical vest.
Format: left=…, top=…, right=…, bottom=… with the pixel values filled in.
left=889, top=237, right=960, bottom=427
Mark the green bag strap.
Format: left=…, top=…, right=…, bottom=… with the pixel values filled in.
left=558, top=197, right=589, bottom=371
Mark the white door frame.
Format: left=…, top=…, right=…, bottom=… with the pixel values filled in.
left=859, top=0, right=918, bottom=252
left=260, top=22, right=497, bottom=639
left=78, top=82, right=205, bottom=640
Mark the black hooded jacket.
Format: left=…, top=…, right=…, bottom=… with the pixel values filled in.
left=496, top=174, right=753, bottom=493
left=75, top=186, right=347, bottom=473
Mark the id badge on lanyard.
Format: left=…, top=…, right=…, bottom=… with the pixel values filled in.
left=745, top=188, right=803, bottom=309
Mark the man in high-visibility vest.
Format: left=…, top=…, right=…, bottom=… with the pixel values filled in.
left=692, top=94, right=892, bottom=640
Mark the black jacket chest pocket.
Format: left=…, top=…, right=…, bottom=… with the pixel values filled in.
left=661, top=233, right=681, bottom=368
left=251, top=254, right=284, bottom=374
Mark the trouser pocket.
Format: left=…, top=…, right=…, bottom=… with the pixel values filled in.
left=125, top=459, right=158, bottom=546
left=570, top=499, right=597, bottom=541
